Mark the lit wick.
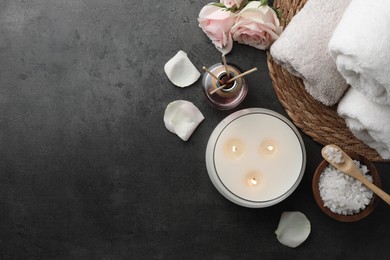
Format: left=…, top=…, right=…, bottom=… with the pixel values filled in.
left=260, top=141, right=277, bottom=156
left=247, top=174, right=260, bottom=187
left=250, top=178, right=258, bottom=186
left=224, top=139, right=245, bottom=160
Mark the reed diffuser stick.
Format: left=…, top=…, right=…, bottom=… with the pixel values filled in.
left=202, top=66, right=224, bottom=84
left=209, top=67, right=257, bottom=95
left=222, top=55, right=230, bottom=79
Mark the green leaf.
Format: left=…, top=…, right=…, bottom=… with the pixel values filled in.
left=259, top=0, right=268, bottom=6
left=209, top=2, right=241, bottom=13
left=227, top=6, right=239, bottom=12
left=272, top=7, right=283, bottom=20
left=209, top=3, right=226, bottom=8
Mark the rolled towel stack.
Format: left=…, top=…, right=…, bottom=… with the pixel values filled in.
left=330, top=0, right=390, bottom=159
left=337, top=89, right=390, bottom=159
left=329, top=0, right=390, bottom=105
left=270, top=0, right=351, bottom=106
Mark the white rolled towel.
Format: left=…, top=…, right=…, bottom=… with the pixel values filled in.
left=329, top=0, right=390, bottom=105
left=337, top=88, right=390, bottom=159
left=270, top=0, right=351, bottom=106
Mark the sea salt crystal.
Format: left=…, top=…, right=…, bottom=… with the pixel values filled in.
left=318, top=160, right=373, bottom=215
left=323, top=146, right=344, bottom=164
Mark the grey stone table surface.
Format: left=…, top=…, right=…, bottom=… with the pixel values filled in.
left=1, top=0, right=390, bottom=259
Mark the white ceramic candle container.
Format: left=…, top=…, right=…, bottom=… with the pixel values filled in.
left=205, top=108, right=306, bottom=208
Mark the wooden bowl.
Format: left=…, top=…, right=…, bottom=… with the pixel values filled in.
left=312, top=152, right=381, bottom=222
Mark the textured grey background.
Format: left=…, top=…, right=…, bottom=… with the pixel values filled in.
left=1, top=0, right=390, bottom=259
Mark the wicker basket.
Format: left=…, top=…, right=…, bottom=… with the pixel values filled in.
left=266, top=0, right=384, bottom=162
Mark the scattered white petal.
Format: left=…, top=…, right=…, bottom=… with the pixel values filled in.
left=164, top=50, right=201, bottom=87
left=163, top=100, right=204, bottom=141
left=275, top=211, right=311, bottom=248
left=164, top=100, right=182, bottom=134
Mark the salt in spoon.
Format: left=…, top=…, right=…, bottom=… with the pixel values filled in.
left=321, top=144, right=390, bottom=206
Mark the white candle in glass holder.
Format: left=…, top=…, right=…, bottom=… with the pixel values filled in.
left=205, top=108, right=306, bottom=208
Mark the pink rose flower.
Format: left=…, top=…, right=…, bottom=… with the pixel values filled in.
left=220, top=0, right=247, bottom=9
left=231, top=1, right=282, bottom=50
left=198, top=5, right=237, bottom=55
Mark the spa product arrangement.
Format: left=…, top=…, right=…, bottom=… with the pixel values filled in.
left=269, top=0, right=390, bottom=160
left=162, top=0, right=390, bottom=249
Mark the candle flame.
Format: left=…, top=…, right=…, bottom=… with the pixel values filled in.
left=246, top=171, right=261, bottom=187
left=224, top=139, right=245, bottom=160
left=260, top=141, right=277, bottom=156
left=250, top=178, right=257, bottom=186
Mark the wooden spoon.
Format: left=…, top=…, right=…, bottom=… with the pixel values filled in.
left=321, top=144, right=390, bottom=205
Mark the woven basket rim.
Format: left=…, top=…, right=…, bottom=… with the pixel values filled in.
left=267, top=0, right=385, bottom=162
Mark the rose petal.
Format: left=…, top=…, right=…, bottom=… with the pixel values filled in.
left=164, top=50, right=201, bottom=88
left=199, top=5, right=233, bottom=21
left=275, top=211, right=311, bottom=248
left=198, top=5, right=236, bottom=55
left=163, top=100, right=204, bottom=141
left=230, top=1, right=281, bottom=50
